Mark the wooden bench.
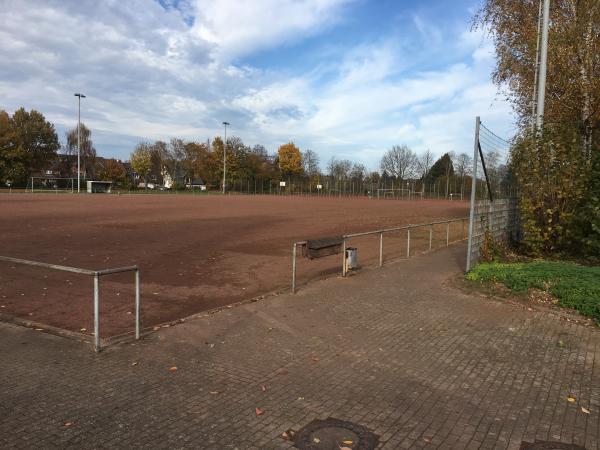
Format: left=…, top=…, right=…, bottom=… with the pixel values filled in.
left=302, top=236, right=344, bottom=259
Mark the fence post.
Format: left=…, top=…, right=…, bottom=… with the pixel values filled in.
left=379, top=232, right=383, bottom=267
left=466, top=116, right=481, bottom=272
left=406, top=227, right=411, bottom=258
left=429, top=225, right=433, bottom=251
left=342, top=239, right=347, bottom=277
left=446, top=222, right=450, bottom=246
left=135, top=269, right=140, bottom=340
left=292, top=243, right=297, bottom=293
left=94, top=273, right=100, bottom=352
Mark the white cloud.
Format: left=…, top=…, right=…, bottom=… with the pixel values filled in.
left=0, top=1, right=514, bottom=168
left=191, top=0, right=352, bottom=60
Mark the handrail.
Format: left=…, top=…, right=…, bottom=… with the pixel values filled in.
left=0, top=255, right=140, bottom=352
left=292, top=216, right=469, bottom=293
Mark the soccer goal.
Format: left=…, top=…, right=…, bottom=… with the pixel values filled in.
left=376, top=188, right=412, bottom=200
left=28, top=177, right=75, bottom=193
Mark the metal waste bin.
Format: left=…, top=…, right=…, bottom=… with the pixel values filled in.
left=345, top=247, right=358, bottom=272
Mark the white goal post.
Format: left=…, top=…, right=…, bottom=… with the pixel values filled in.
left=28, top=177, right=75, bottom=193
left=376, top=188, right=413, bottom=200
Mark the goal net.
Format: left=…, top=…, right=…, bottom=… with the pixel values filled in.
left=376, top=188, right=412, bottom=200
left=28, top=177, right=75, bottom=193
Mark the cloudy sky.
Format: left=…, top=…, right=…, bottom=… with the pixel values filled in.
left=0, top=0, right=515, bottom=170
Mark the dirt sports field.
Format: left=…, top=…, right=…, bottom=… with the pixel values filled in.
left=0, top=194, right=468, bottom=337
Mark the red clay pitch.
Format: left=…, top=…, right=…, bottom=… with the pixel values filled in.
left=0, top=193, right=468, bottom=337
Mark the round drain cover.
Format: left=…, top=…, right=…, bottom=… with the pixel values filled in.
left=293, top=417, right=379, bottom=450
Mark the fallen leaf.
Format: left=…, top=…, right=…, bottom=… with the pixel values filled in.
left=313, top=437, right=320, bottom=443
left=311, top=356, right=320, bottom=363
left=168, top=366, right=178, bottom=372
left=582, top=407, right=591, bottom=414
left=255, top=407, right=264, bottom=416
left=297, top=397, right=304, bottom=400
left=261, top=385, right=267, bottom=392
left=567, top=396, right=576, bottom=403
left=342, top=440, right=353, bottom=445
left=284, top=429, right=295, bottom=439
left=64, top=422, right=73, bottom=427
left=423, top=437, right=431, bottom=443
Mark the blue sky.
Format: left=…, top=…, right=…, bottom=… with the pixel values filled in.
left=0, top=0, right=515, bottom=170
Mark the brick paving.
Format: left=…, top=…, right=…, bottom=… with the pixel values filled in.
left=1, top=244, right=599, bottom=449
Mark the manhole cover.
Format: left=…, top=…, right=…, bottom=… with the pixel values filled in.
left=520, top=441, right=586, bottom=450
left=293, top=417, right=379, bottom=450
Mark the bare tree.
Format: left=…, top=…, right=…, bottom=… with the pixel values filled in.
left=65, top=123, right=97, bottom=178
left=453, top=152, right=472, bottom=197
left=302, top=149, right=320, bottom=177
left=349, top=163, right=366, bottom=181
left=327, top=157, right=352, bottom=179
left=380, top=144, right=417, bottom=181
left=416, top=149, right=434, bottom=179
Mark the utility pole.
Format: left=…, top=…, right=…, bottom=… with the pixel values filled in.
left=74, top=93, right=86, bottom=193
left=531, top=0, right=543, bottom=128
left=535, top=0, right=550, bottom=129
left=222, top=121, right=230, bottom=194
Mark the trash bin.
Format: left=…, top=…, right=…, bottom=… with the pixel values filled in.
left=345, top=247, right=358, bottom=272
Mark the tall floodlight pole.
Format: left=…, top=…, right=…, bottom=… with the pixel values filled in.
left=74, top=93, right=86, bottom=193
left=222, top=121, right=230, bottom=194
left=535, top=0, right=550, bottom=129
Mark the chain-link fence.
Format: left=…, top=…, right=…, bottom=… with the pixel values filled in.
left=208, top=177, right=474, bottom=200
left=466, top=117, right=520, bottom=271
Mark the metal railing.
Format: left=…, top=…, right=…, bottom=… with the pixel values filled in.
left=292, top=217, right=469, bottom=293
left=0, top=255, right=140, bottom=352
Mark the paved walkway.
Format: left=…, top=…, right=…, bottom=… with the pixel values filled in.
left=1, top=245, right=599, bottom=449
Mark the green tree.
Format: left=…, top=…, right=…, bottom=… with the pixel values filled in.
left=0, top=108, right=59, bottom=185
left=424, top=153, right=454, bottom=183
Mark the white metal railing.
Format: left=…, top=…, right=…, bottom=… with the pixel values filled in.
left=0, top=255, right=140, bottom=352
left=292, top=217, right=469, bottom=293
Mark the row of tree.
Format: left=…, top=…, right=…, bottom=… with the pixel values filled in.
left=128, top=135, right=472, bottom=192
left=0, top=106, right=477, bottom=196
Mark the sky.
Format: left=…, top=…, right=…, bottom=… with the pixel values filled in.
left=0, top=0, right=515, bottom=171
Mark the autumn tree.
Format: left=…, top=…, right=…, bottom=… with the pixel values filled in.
left=476, top=0, right=600, bottom=256
left=98, top=158, right=127, bottom=184
left=277, top=142, right=303, bottom=176
left=130, top=143, right=152, bottom=187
